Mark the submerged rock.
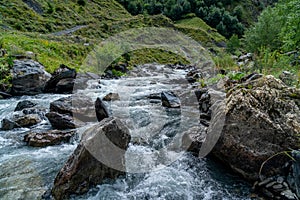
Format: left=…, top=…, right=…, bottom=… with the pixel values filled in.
left=103, top=93, right=120, bottom=101
left=51, top=117, right=131, bottom=200
left=14, top=100, right=37, bottom=112
left=24, top=130, right=76, bottom=147
left=161, top=91, right=181, bottom=108
left=11, top=59, right=51, bottom=96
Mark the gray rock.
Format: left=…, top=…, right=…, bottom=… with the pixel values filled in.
left=11, top=59, right=51, bottom=96
left=14, top=100, right=37, bottom=111
left=51, top=117, right=131, bottom=200
left=46, top=112, right=76, bottom=130
left=95, top=98, right=109, bottom=122
left=24, top=130, right=76, bottom=147
left=201, top=75, right=300, bottom=181
left=1, top=118, right=20, bottom=130
left=161, top=91, right=181, bottom=108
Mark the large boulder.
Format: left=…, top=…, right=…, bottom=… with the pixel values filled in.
left=24, top=130, right=76, bottom=147
left=45, top=112, right=77, bottom=130
left=50, top=94, right=96, bottom=122
left=14, top=114, right=42, bottom=127
left=51, top=117, right=131, bottom=200
left=43, top=64, right=76, bottom=94
left=202, top=75, right=300, bottom=181
left=11, top=59, right=51, bottom=96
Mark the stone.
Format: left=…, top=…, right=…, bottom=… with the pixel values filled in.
left=24, top=130, right=76, bottom=147
left=1, top=118, right=20, bottom=130
left=205, top=75, right=300, bottom=181
left=181, top=126, right=207, bottom=155
left=14, top=114, right=41, bottom=127
left=44, top=64, right=76, bottom=93
left=0, top=91, right=12, bottom=99
left=103, top=93, right=120, bottom=101
left=161, top=91, right=181, bottom=108
left=51, top=117, right=131, bottom=200
left=95, top=98, right=109, bottom=122
left=50, top=94, right=96, bottom=122
left=11, top=59, right=51, bottom=96
left=55, top=78, right=75, bottom=94
left=45, top=112, right=76, bottom=130
left=14, top=100, right=37, bottom=112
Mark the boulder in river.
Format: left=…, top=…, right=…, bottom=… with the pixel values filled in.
left=14, top=114, right=42, bottom=127
left=95, top=97, right=110, bottom=122
left=45, top=112, right=77, bottom=130
left=11, top=59, right=51, bottom=96
left=50, top=94, right=96, bottom=122
left=51, top=117, right=131, bottom=200
left=43, top=64, right=76, bottom=94
left=199, top=75, right=300, bottom=181
left=14, top=100, right=37, bottom=112
left=24, top=130, right=76, bottom=147
left=161, top=91, right=181, bottom=108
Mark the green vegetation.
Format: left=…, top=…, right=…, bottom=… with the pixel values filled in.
left=116, top=0, right=277, bottom=38
left=243, top=0, right=299, bottom=80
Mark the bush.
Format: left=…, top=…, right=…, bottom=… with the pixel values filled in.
left=77, top=0, right=86, bottom=6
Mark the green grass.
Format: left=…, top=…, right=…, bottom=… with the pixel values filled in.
left=0, top=31, right=92, bottom=73
left=175, top=17, right=226, bottom=48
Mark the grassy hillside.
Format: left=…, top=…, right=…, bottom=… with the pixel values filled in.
left=0, top=0, right=225, bottom=85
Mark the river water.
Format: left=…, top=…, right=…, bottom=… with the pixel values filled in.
left=0, top=64, right=252, bottom=200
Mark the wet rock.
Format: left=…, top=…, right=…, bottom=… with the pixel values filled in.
left=55, top=78, right=75, bottom=94
left=181, top=126, right=207, bottom=155
left=24, top=130, right=76, bottom=147
left=14, top=100, right=37, bottom=112
left=1, top=118, right=20, bottom=130
left=103, top=93, right=120, bottom=101
left=206, top=75, right=300, bottom=181
left=44, top=64, right=76, bottom=94
left=95, top=98, right=109, bottom=122
left=14, top=114, right=41, bottom=127
left=45, top=112, right=76, bottom=130
left=161, top=91, right=181, bottom=108
left=50, top=94, right=96, bottom=122
left=51, top=117, right=131, bottom=200
left=11, top=59, right=51, bottom=96
left=147, top=93, right=161, bottom=100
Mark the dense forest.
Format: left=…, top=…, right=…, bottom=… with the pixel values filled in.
left=116, top=0, right=277, bottom=38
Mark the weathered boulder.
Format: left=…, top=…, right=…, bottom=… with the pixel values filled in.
left=202, top=75, right=300, bottom=181
left=45, top=112, right=76, bottom=130
left=51, top=117, right=131, bottom=200
left=50, top=94, right=96, bottom=122
left=103, top=93, right=120, bottom=101
left=14, top=100, right=37, bottom=112
left=95, top=98, right=109, bottom=122
left=55, top=78, right=75, bottom=94
left=161, top=91, right=181, bottom=108
left=44, top=64, right=76, bottom=94
left=14, top=114, right=42, bottom=127
left=24, top=130, right=76, bottom=147
left=11, top=59, right=51, bottom=96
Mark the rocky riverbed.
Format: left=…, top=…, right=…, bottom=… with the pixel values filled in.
left=0, top=59, right=299, bottom=200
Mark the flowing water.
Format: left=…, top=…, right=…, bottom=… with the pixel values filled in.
left=0, top=64, right=252, bottom=200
